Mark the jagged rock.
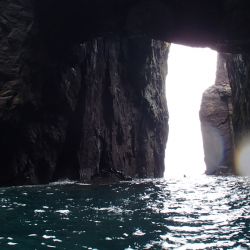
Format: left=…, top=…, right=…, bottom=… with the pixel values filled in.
left=65, top=37, right=169, bottom=183
left=91, top=168, right=132, bottom=185
left=0, top=0, right=169, bottom=186
left=2, top=0, right=250, bottom=185
left=225, top=53, right=250, bottom=175
left=200, top=54, right=234, bottom=175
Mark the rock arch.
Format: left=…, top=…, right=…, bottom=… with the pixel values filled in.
left=1, top=0, right=250, bottom=185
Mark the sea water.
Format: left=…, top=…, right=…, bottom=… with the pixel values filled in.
left=0, top=176, right=249, bottom=249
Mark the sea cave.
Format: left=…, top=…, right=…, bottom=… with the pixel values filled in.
left=0, top=1, right=250, bottom=249
left=1, top=0, right=250, bottom=185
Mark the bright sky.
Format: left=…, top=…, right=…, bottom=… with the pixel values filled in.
left=164, top=44, right=218, bottom=178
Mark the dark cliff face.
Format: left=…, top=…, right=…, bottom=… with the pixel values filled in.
left=2, top=0, right=250, bottom=185
left=0, top=1, right=169, bottom=185
left=200, top=54, right=234, bottom=175
left=36, top=0, right=250, bottom=51
left=67, top=37, right=169, bottom=182
left=225, top=53, right=250, bottom=175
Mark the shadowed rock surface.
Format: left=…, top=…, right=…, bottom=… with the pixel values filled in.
left=226, top=54, right=250, bottom=142
left=200, top=54, right=234, bottom=175
left=65, top=37, right=169, bottom=183
left=0, top=0, right=169, bottom=185
left=35, top=0, right=250, bottom=52
left=2, top=0, right=250, bottom=185
left=225, top=53, right=250, bottom=175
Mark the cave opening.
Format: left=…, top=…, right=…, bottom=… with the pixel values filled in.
left=164, top=44, right=218, bottom=178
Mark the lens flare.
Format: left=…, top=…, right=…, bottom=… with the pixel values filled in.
left=235, top=138, right=250, bottom=176
left=201, top=124, right=224, bottom=173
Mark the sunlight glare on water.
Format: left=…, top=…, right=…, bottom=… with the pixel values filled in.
left=0, top=177, right=249, bottom=249
left=164, top=44, right=218, bottom=178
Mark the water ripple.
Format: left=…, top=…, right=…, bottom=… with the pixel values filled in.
left=0, top=176, right=249, bottom=249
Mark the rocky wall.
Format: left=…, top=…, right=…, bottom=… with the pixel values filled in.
left=226, top=53, right=250, bottom=142
left=0, top=0, right=169, bottom=186
left=2, top=0, right=250, bottom=185
left=200, top=54, right=234, bottom=175
left=225, top=53, right=250, bottom=175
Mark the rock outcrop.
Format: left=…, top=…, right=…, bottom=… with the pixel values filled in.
left=67, top=37, right=169, bottom=183
left=0, top=0, right=169, bottom=185
left=2, top=0, right=250, bottom=185
left=200, top=54, right=234, bottom=175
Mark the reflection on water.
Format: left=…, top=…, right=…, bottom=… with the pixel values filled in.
left=0, top=176, right=249, bottom=249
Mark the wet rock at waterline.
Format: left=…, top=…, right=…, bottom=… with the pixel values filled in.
left=200, top=54, right=234, bottom=175
left=75, top=37, right=169, bottom=183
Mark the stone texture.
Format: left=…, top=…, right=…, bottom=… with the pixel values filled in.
left=67, top=37, right=169, bottom=183
left=2, top=0, right=250, bottom=185
left=225, top=53, right=250, bottom=143
left=0, top=0, right=169, bottom=185
left=225, top=52, right=250, bottom=175
left=200, top=54, right=234, bottom=175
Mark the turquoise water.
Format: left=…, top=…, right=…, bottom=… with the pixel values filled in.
left=0, top=176, right=249, bottom=249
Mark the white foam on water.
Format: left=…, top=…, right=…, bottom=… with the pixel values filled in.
left=55, top=209, right=70, bottom=215
left=49, top=179, right=76, bottom=186
left=144, top=243, right=154, bottom=249
left=34, top=209, right=45, bottom=213
left=28, top=234, right=37, bottom=237
left=93, top=206, right=132, bottom=215
left=53, top=239, right=62, bottom=242
left=77, top=183, right=91, bottom=186
left=132, top=229, right=145, bottom=236
left=7, top=242, right=17, bottom=245
left=42, top=235, right=56, bottom=239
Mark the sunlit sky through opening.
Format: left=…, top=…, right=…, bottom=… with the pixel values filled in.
left=164, top=44, right=218, bottom=178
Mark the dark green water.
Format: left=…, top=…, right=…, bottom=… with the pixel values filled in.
left=0, top=176, right=249, bottom=249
